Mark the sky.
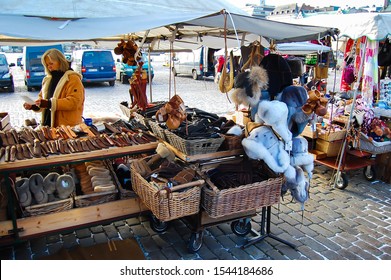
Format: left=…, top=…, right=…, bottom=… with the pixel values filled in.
left=228, top=0, right=385, bottom=8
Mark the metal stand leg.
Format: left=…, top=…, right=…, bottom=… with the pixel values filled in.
left=242, top=206, right=297, bottom=249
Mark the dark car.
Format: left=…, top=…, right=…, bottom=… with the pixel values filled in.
left=0, top=52, right=15, bottom=92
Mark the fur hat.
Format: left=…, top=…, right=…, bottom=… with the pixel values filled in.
left=254, top=100, right=292, bottom=143
left=278, top=85, right=311, bottom=137
left=260, top=53, right=293, bottom=99
left=231, top=66, right=269, bottom=108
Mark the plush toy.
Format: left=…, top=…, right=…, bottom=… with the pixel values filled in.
left=368, top=125, right=385, bottom=142
left=254, top=100, right=292, bottom=143
left=242, top=125, right=291, bottom=174
left=290, top=136, right=314, bottom=179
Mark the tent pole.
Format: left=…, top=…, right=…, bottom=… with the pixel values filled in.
left=333, top=38, right=366, bottom=188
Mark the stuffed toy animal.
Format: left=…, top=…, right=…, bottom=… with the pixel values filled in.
left=368, top=125, right=385, bottom=142
left=254, top=100, right=292, bottom=143
left=242, top=125, right=291, bottom=174
left=290, top=136, right=314, bottom=179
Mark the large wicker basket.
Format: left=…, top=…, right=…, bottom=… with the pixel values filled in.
left=202, top=176, right=283, bottom=218
left=165, top=129, right=225, bottom=156
left=130, top=162, right=203, bottom=221
left=355, top=133, right=391, bottom=155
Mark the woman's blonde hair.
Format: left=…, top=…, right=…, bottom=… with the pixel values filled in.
left=41, top=48, right=70, bottom=74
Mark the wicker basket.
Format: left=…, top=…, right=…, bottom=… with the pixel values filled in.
left=148, top=120, right=168, bottom=141
left=74, top=160, right=119, bottom=208
left=165, top=129, right=225, bottom=156
left=24, top=196, right=74, bottom=217
left=105, top=159, right=137, bottom=200
left=202, top=176, right=283, bottom=218
left=354, top=133, right=391, bottom=155
left=130, top=162, right=203, bottom=221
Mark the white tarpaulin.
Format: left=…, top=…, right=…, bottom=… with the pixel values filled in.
left=276, top=41, right=331, bottom=55
left=268, top=12, right=391, bottom=41
left=0, top=0, right=335, bottom=49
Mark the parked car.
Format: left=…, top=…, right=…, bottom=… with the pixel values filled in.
left=115, top=53, right=154, bottom=84
left=0, top=52, right=15, bottom=92
left=23, top=44, right=64, bottom=91
left=72, top=49, right=116, bottom=86
left=172, top=46, right=218, bottom=80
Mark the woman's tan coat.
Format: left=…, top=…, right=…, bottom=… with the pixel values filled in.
left=38, top=70, right=85, bottom=127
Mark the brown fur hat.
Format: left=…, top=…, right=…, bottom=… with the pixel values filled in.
left=231, top=66, right=269, bottom=107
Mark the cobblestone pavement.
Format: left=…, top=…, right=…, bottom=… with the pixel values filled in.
left=0, top=64, right=390, bottom=260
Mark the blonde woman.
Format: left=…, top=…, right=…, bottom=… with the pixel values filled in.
left=23, top=48, right=85, bottom=127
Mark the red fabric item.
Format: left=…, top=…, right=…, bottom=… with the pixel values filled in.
left=217, top=56, right=225, bottom=73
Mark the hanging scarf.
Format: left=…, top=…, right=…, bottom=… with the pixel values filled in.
left=361, top=38, right=379, bottom=106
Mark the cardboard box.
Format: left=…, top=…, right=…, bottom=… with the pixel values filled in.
left=315, top=139, right=343, bottom=157
left=317, top=128, right=346, bottom=142
left=0, top=112, right=10, bottom=130
left=301, top=125, right=317, bottom=139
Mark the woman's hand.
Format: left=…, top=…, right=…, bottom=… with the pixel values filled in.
left=35, top=99, right=50, bottom=108
left=23, top=102, right=32, bottom=110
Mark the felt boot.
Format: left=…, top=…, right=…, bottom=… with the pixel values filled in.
left=56, top=174, right=75, bottom=199
left=29, top=173, right=48, bottom=204
left=15, top=177, right=32, bottom=207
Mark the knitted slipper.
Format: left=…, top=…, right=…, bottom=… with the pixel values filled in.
left=15, top=178, right=32, bottom=207
left=29, top=173, right=48, bottom=204
left=43, top=172, right=59, bottom=195
left=56, top=174, right=75, bottom=199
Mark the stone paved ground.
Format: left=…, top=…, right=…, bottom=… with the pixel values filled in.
left=0, top=64, right=390, bottom=260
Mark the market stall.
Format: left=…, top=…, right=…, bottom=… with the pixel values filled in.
left=269, top=12, right=391, bottom=188
left=0, top=0, right=337, bottom=252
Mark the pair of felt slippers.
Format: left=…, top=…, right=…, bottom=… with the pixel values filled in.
left=15, top=172, right=75, bottom=207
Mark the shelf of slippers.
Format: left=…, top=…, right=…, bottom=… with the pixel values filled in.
left=0, top=123, right=159, bottom=173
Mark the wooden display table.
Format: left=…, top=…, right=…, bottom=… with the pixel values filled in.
left=0, top=142, right=157, bottom=244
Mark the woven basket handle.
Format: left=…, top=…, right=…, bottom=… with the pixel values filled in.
left=157, top=179, right=205, bottom=196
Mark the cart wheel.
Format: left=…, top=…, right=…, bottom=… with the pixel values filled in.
left=331, top=171, right=349, bottom=190
left=149, top=215, right=169, bottom=233
left=363, top=166, right=376, bottom=181
left=231, top=219, right=252, bottom=236
left=188, top=231, right=204, bottom=253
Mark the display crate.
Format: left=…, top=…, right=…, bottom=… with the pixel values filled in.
left=74, top=160, right=119, bottom=207
left=202, top=176, right=283, bottom=218
left=24, top=196, right=74, bottom=217
left=130, top=160, right=203, bottom=222
left=165, top=129, right=225, bottom=156
left=315, top=139, right=343, bottom=157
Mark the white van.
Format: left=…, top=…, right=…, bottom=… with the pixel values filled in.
left=171, top=46, right=218, bottom=80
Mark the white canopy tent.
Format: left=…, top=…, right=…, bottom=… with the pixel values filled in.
left=0, top=0, right=336, bottom=50
left=268, top=12, right=391, bottom=41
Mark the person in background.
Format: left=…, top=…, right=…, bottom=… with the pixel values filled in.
left=23, top=48, right=85, bottom=127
